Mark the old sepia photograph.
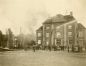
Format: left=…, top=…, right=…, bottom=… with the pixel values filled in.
left=0, top=0, right=86, bottom=66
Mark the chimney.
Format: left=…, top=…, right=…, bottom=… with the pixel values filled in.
left=70, top=11, right=73, bottom=16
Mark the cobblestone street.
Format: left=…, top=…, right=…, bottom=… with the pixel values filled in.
left=0, top=50, right=86, bottom=66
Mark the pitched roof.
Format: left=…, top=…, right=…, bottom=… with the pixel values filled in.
left=43, top=18, right=52, bottom=24
left=52, top=14, right=66, bottom=22
left=78, top=23, right=85, bottom=29
left=43, top=14, right=75, bottom=24
left=36, top=26, right=43, bottom=31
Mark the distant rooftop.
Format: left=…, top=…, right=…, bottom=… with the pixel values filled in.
left=36, top=26, right=43, bottom=31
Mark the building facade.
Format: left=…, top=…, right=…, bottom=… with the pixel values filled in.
left=36, top=13, right=86, bottom=51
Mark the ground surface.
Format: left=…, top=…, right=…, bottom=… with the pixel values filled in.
left=0, top=50, right=86, bottom=66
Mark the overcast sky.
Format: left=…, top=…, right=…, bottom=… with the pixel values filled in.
left=0, top=0, right=86, bottom=35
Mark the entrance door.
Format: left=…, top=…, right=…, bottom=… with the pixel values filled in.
left=56, top=39, right=61, bottom=50
left=56, top=39, right=61, bottom=46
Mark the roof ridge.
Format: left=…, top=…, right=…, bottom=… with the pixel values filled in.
left=43, top=14, right=75, bottom=24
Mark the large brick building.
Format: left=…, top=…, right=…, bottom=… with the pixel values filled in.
left=36, top=12, right=86, bottom=51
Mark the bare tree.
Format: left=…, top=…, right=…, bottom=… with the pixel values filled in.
left=7, top=28, right=14, bottom=49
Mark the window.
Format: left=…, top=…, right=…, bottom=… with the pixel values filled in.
left=68, top=25, right=72, bottom=29
left=68, top=32, right=72, bottom=37
left=46, top=26, right=50, bottom=30
left=46, top=33, right=49, bottom=37
left=79, top=32, right=83, bottom=37
left=38, top=33, right=41, bottom=37
left=56, top=39, right=61, bottom=44
left=69, top=40, right=73, bottom=44
left=56, top=32, right=61, bottom=38
left=38, top=40, right=41, bottom=44
left=46, top=41, right=49, bottom=45
left=56, top=26, right=60, bottom=29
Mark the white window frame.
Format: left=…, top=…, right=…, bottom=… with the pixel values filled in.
left=38, top=40, right=41, bottom=44
left=46, top=41, right=49, bottom=45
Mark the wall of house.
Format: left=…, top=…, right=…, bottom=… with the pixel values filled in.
left=77, top=28, right=86, bottom=51
left=43, top=22, right=65, bottom=47
left=42, top=24, right=52, bottom=47
left=84, top=29, right=86, bottom=49
left=42, top=21, right=77, bottom=48
left=53, top=21, right=77, bottom=49
left=54, top=23, right=64, bottom=47
left=36, top=30, right=43, bottom=45
left=66, top=22, right=77, bottom=49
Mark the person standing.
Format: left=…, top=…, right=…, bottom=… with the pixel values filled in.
left=31, top=40, right=36, bottom=52
left=33, top=45, right=35, bottom=52
left=68, top=46, right=69, bottom=52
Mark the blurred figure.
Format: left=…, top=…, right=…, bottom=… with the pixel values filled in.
left=68, top=46, right=69, bottom=52
left=33, top=45, right=36, bottom=52
left=31, top=40, right=36, bottom=52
